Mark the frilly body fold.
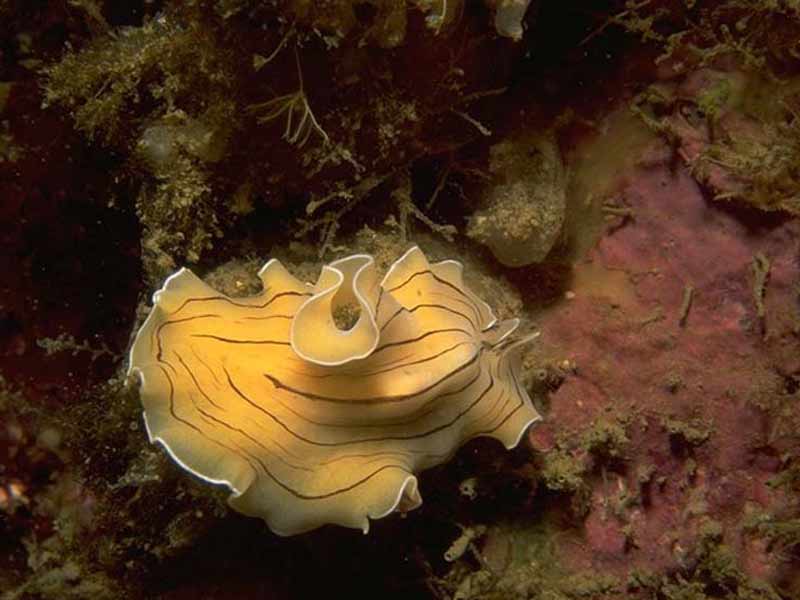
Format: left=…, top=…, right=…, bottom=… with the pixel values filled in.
left=128, top=246, right=541, bottom=535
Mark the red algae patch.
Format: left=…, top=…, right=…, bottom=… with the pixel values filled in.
left=535, top=121, right=800, bottom=585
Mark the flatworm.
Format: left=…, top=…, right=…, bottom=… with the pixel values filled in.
left=128, top=246, right=541, bottom=535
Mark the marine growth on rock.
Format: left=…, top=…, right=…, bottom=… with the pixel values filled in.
left=467, top=134, right=566, bottom=267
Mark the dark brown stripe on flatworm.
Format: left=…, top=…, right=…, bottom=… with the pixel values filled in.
left=261, top=348, right=481, bottom=404
left=171, top=290, right=311, bottom=318
left=380, top=302, right=476, bottom=332
left=225, top=362, right=495, bottom=446
left=190, top=334, right=290, bottom=345
left=265, top=367, right=485, bottom=430
left=385, top=269, right=482, bottom=326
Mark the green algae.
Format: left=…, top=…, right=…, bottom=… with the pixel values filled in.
left=19, top=377, right=234, bottom=596
left=616, top=1, right=800, bottom=216
left=540, top=448, right=591, bottom=516
left=662, top=416, right=713, bottom=447
left=43, top=21, right=195, bottom=144
left=436, top=517, right=624, bottom=600
left=538, top=416, right=631, bottom=517
left=696, top=78, right=733, bottom=125
left=43, top=15, right=239, bottom=271
left=38, top=0, right=487, bottom=274
left=609, top=463, right=655, bottom=521
left=0, top=374, right=23, bottom=412
left=746, top=459, right=800, bottom=556
left=631, top=73, right=800, bottom=217
left=0, top=381, right=125, bottom=599
left=580, top=417, right=630, bottom=460
left=748, top=515, right=800, bottom=554
left=608, top=0, right=800, bottom=74
left=626, top=519, right=783, bottom=600
left=670, top=520, right=781, bottom=600
left=768, top=460, right=800, bottom=493
left=696, top=102, right=800, bottom=216
left=36, top=333, right=116, bottom=363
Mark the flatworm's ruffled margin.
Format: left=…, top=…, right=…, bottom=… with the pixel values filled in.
left=128, top=246, right=541, bottom=535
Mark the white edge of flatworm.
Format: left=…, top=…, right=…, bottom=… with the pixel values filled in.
left=364, top=474, right=420, bottom=534
left=290, top=253, right=381, bottom=367
left=506, top=413, right=543, bottom=450
left=152, top=266, right=188, bottom=304
left=127, top=267, right=187, bottom=380
left=142, top=410, right=244, bottom=495
left=494, top=317, right=520, bottom=345
left=379, top=245, right=419, bottom=289
left=380, top=246, right=500, bottom=331
left=256, top=257, right=278, bottom=278
left=128, top=268, right=245, bottom=497
left=502, top=328, right=544, bottom=450
left=128, top=254, right=541, bottom=534
left=494, top=328, right=540, bottom=354
left=434, top=258, right=498, bottom=330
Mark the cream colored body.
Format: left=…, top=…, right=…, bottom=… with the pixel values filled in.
left=128, top=246, right=540, bottom=535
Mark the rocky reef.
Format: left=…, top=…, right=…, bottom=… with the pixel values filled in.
left=1, top=1, right=799, bottom=599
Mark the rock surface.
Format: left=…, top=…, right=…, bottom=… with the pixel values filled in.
left=467, top=133, right=566, bottom=267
